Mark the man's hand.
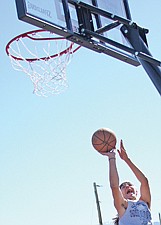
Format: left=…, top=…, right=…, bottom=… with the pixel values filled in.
left=117, top=140, right=129, bottom=161
left=102, top=149, right=116, bottom=159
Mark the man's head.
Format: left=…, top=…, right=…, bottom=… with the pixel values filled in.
left=120, top=181, right=138, bottom=200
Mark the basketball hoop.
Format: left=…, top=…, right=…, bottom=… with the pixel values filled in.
left=6, top=29, right=81, bottom=97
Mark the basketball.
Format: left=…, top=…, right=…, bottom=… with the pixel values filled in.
left=91, top=128, right=117, bottom=153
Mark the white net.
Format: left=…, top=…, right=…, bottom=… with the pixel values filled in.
left=6, top=30, right=77, bottom=97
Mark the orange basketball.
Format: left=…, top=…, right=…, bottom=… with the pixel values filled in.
left=91, top=128, right=117, bottom=153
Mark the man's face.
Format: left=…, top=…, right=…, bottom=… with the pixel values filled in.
left=120, top=183, right=137, bottom=200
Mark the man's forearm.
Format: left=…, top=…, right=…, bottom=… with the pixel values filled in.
left=124, top=157, right=148, bottom=183
left=109, top=158, right=120, bottom=188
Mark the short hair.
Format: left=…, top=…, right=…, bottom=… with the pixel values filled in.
left=119, top=181, right=133, bottom=189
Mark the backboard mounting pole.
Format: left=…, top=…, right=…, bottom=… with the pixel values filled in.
left=121, top=25, right=161, bottom=96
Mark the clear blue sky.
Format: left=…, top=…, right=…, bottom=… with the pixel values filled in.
left=0, top=1, right=161, bottom=225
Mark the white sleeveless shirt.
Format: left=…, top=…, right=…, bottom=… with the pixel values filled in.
left=119, top=200, right=152, bottom=225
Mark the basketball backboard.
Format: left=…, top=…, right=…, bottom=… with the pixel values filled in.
left=15, top=0, right=140, bottom=66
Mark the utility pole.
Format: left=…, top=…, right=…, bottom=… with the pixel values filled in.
left=93, top=182, right=103, bottom=225
left=159, top=212, right=161, bottom=225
